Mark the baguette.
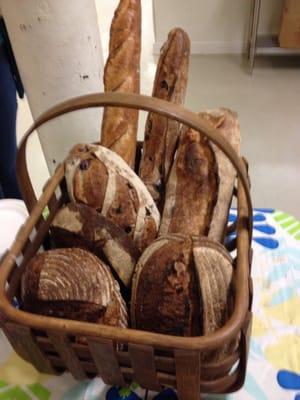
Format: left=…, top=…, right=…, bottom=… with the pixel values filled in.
left=100, top=0, right=141, bottom=168
left=139, top=28, right=190, bottom=210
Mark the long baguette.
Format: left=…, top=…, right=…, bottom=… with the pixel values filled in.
left=139, top=28, right=190, bottom=210
left=101, top=0, right=141, bottom=168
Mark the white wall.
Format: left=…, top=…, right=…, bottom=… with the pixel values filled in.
left=1, top=0, right=104, bottom=175
left=153, top=0, right=284, bottom=53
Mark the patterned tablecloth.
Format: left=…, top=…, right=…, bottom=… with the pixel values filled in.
left=0, top=209, right=300, bottom=400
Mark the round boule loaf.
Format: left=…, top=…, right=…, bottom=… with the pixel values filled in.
left=21, top=248, right=128, bottom=329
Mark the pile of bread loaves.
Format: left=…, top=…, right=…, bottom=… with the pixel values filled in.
left=21, top=0, right=241, bottom=353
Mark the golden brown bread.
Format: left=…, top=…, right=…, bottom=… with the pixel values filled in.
left=21, top=248, right=128, bottom=328
left=65, top=144, right=160, bottom=252
left=100, top=0, right=141, bottom=167
left=50, top=202, right=140, bottom=287
left=139, top=28, right=190, bottom=210
left=159, top=126, right=218, bottom=236
left=198, top=109, right=241, bottom=242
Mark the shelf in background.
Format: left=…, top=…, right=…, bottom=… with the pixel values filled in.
left=256, top=34, right=300, bottom=56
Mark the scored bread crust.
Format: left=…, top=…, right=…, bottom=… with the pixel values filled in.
left=100, top=0, right=141, bottom=167
left=139, top=28, right=190, bottom=210
left=50, top=202, right=140, bottom=287
left=198, top=108, right=241, bottom=243
left=21, top=248, right=128, bottom=328
left=65, top=144, right=160, bottom=252
left=159, top=126, right=218, bottom=236
left=131, top=235, right=201, bottom=336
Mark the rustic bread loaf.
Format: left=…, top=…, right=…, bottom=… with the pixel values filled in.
left=193, top=237, right=233, bottom=357
left=131, top=235, right=233, bottom=350
left=21, top=248, right=128, bottom=328
left=131, top=235, right=201, bottom=336
left=65, top=144, right=160, bottom=252
left=159, top=126, right=218, bottom=236
left=100, top=0, right=141, bottom=167
left=139, top=28, right=190, bottom=210
left=198, top=109, right=241, bottom=242
left=50, top=202, right=140, bottom=287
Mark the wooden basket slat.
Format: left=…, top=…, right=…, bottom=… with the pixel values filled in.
left=129, top=344, right=161, bottom=391
left=201, top=350, right=240, bottom=380
left=175, top=350, right=201, bottom=400
left=200, top=369, right=239, bottom=393
left=87, top=337, right=126, bottom=387
left=2, top=322, right=54, bottom=374
left=47, top=332, right=87, bottom=380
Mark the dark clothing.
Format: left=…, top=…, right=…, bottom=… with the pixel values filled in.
left=0, top=43, right=21, bottom=199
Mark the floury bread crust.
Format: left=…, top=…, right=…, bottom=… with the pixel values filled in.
left=139, top=28, right=190, bottom=211
left=101, top=0, right=141, bottom=168
left=50, top=202, right=140, bottom=287
left=65, top=144, right=160, bottom=252
left=21, top=248, right=128, bottom=328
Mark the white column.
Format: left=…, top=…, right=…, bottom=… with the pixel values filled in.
left=1, top=0, right=104, bottom=174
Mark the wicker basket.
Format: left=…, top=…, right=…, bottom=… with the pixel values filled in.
left=0, top=93, right=253, bottom=400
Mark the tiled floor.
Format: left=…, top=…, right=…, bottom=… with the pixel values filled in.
left=16, top=2, right=300, bottom=219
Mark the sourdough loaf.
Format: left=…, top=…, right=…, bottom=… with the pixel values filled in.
left=131, top=235, right=201, bottom=336
left=100, top=0, right=141, bottom=167
left=198, top=109, right=241, bottom=242
left=50, top=202, right=140, bottom=287
left=65, top=144, right=160, bottom=252
left=131, top=235, right=234, bottom=357
left=159, top=126, right=218, bottom=236
left=139, top=28, right=190, bottom=210
left=21, top=248, right=128, bottom=328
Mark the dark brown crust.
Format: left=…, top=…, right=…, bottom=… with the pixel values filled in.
left=21, top=248, right=128, bottom=328
left=139, top=28, right=190, bottom=210
left=50, top=203, right=140, bottom=287
left=159, top=127, right=219, bottom=236
left=131, top=236, right=201, bottom=336
left=101, top=0, right=141, bottom=167
left=67, top=146, right=108, bottom=209
left=106, top=175, right=139, bottom=239
left=65, top=144, right=160, bottom=253
left=198, top=109, right=240, bottom=242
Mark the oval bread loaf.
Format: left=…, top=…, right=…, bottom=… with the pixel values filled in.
left=21, top=248, right=128, bottom=328
left=198, top=108, right=241, bottom=242
left=65, top=144, right=160, bottom=252
left=131, top=234, right=201, bottom=336
left=159, top=127, right=218, bottom=236
left=131, top=234, right=234, bottom=358
left=50, top=202, right=140, bottom=287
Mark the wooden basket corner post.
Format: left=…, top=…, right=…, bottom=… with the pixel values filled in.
left=0, top=93, right=253, bottom=400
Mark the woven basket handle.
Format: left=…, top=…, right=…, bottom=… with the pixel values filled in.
left=17, top=92, right=252, bottom=225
